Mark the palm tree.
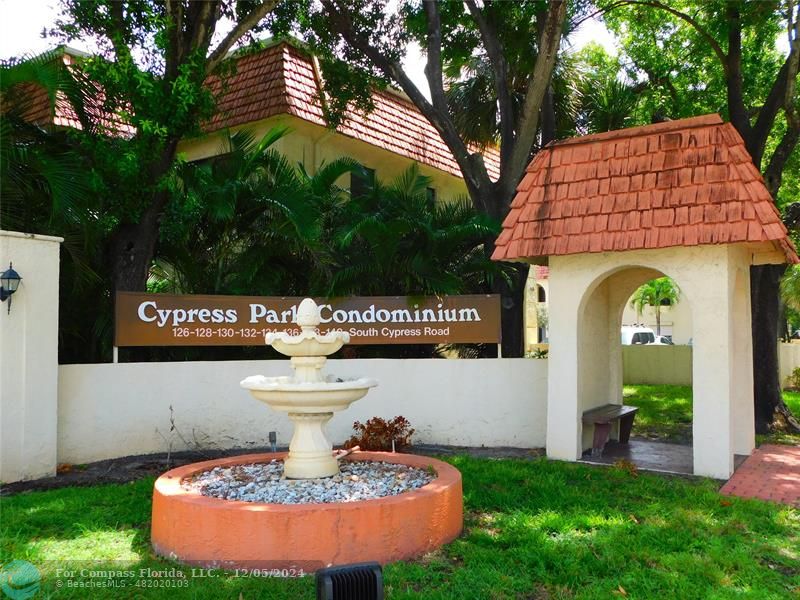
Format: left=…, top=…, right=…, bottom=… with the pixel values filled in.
left=444, top=48, right=582, bottom=149
left=1, top=50, right=115, bottom=363
left=147, top=130, right=511, bottom=360
left=157, top=127, right=361, bottom=297
left=629, top=277, right=681, bottom=336
left=1, top=49, right=92, bottom=233
left=324, top=164, right=509, bottom=298
left=780, top=265, right=800, bottom=313
left=579, top=75, right=639, bottom=134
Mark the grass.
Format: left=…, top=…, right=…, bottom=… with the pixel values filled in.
left=2, top=458, right=799, bottom=599
left=622, top=385, right=693, bottom=443
left=623, top=385, right=800, bottom=446
left=771, top=391, right=800, bottom=446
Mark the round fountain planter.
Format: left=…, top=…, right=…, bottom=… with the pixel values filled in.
left=151, top=452, right=462, bottom=571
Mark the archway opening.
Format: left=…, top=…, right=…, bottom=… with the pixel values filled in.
left=576, top=266, right=695, bottom=474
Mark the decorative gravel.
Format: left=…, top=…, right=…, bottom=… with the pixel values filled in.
left=182, top=459, right=435, bottom=504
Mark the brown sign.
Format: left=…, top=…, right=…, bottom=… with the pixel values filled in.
left=114, top=292, right=501, bottom=347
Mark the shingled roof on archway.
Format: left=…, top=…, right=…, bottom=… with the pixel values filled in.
left=492, top=114, right=798, bottom=263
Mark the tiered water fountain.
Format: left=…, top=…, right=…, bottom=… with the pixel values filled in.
left=240, top=298, right=377, bottom=479
left=151, top=298, right=462, bottom=571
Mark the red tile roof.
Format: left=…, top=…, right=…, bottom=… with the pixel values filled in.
left=13, top=51, right=135, bottom=136
left=492, top=114, right=798, bottom=263
left=204, top=42, right=500, bottom=180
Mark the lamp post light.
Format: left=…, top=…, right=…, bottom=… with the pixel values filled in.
left=0, top=263, right=22, bottom=314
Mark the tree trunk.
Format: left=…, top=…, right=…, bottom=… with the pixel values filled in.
left=496, top=264, right=527, bottom=357
left=480, top=184, right=527, bottom=357
left=108, top=142, right=179, bottom=293
left=750, top=264, right=800, bottom=433
left=108, top=202, right=163, bottom=292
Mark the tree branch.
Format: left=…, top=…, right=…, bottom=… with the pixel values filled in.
left=786, top=1, right=800, bottom=115
left=602, top=0, right=729, bottom=74
left=724, top=3, right=753, bottom=152
left=764, top=119, right=799, bottom=198
left=205, top=0, right=279, bottom=75
left=422, top=1, right=448, bottom=113
left=186, top=0, right=220, bottom=60
left=464, top=0, right=514, bottom=168
left=107, top=2, right=135, bottom=65
left=750, top=2, right=798, bottom=163
left=164, top=0, right=186, bottom=80
left=505, top=0, right=566, bottom=199
left=322, top=0, right=487, bottom=197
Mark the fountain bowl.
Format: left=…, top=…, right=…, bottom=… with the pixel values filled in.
left=240, top=375, right=377, bottom=413
left=151, top=451, right=463, bottom=571
left=265, top=330, right=349, bottom=357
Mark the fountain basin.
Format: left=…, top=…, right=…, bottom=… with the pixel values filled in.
left=151, top=452, right=462, bottom=571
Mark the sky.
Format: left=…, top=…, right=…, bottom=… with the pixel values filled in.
left=0, top=0, right=618, bottom=100
left=0, top=0, right=619, bottom=58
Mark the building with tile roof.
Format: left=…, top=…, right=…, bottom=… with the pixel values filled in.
left=493, top=114, right=797, bottom=480
left=15, top=42, right=500, bottom=202
left=9, top=48, right=135, bottom=136
left=178, top=40, right=500, bottom=201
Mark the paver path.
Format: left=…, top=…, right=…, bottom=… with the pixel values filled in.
left=720, top=444, right=800, bottom=506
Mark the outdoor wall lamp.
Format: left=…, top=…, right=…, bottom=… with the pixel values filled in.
left=0, top=262, right=22, bottom=314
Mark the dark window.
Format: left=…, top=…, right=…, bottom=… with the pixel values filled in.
left=351, top=167, right=375, bottom=198
left=631, top=332, right=655, bottom=345
left=426, top=186, right=437, bottom=207
left=537, top=285, right=546, bottom=303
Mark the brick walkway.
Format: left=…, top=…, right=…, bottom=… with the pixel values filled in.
left=720, top=445, right=800, bottom=506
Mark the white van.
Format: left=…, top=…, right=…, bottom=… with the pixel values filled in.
left=621, top=326, right=656, bottom=345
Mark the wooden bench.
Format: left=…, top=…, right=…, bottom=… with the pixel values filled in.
left=582, top=404, right=639, bottom=456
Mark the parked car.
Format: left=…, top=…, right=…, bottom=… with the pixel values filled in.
left=621, top=326, right=656, bottom=345
left=651, top=335, right=674, bottom=345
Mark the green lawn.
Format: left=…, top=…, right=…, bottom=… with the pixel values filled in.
left=622, top=385, right=693, bottom=443
left=623, top=385, right=800, bottom=446
left=2, top=457, right=799, bottom=599
left=775, top=391, right=800, bottom=445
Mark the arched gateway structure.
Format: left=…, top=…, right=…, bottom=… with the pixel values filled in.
left=493, top=114, right=798, bottom=478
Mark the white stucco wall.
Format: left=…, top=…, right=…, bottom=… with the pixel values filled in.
left=545, top=244, right=758, bottom=479
left=0, top=230, right=62, bottom=482
left=779, top=342, right=800, bottom=388
left=57, top=358, right=548, bottom=465
left=179, top=117, right=469, bottom=202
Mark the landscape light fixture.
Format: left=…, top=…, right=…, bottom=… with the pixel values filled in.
left=0, top=262, right=21, bottom=314
left=316, top=562, right=383, bottom=600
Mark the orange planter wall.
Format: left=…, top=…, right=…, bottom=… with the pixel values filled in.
left=151, top=451, right=462, bottom=571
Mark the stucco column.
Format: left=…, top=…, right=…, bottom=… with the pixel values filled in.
left=545, top=260, right=583, bottom=461
left=690, top=248, right=736, bottom=479
left=729, top=249, right=755, bottom=457
left=0, top=231, right=63, bottom=482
